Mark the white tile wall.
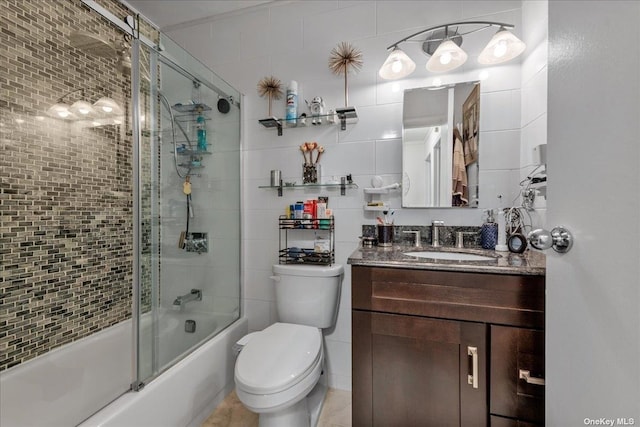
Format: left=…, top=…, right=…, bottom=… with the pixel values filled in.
left=520, top=0, right=548, bottom=228
left=163, top=0, right=548, bottom=391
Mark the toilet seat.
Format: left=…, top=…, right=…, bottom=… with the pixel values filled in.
left=235, top=323, right=322, bottom=395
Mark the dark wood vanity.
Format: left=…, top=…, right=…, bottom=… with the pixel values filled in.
left=351, top=261, right=545, bottom=427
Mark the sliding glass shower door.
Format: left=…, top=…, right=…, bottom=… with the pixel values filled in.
left=133, top=35, right=241, bottom=387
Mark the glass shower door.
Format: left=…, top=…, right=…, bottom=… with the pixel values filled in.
left=134, top=35, right=241, bottom=387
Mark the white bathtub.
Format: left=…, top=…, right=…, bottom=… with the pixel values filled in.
left=0, top=312, right=247, bottom=427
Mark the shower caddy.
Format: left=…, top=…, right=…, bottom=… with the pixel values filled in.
left=171, top=102, right=212, bottom=175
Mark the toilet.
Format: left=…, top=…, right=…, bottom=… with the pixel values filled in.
left=234, top=264, right=344, bottom=427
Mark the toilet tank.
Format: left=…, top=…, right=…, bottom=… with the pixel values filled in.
left=272, top=264, right=344, bottom=328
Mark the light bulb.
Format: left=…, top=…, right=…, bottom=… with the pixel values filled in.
left=379, top=47, right=416, bottom=80
left=426, top=40, right=467, bottom=72
left=71, top=100, right=94, bottom=116
left=93, top=97, right=121, bottom=115
left=478, top=29, right=526, bottom=65
left=493, top=40, right=507, bottom=58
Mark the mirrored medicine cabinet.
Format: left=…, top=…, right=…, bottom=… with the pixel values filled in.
left=402, top=81, right=480, bottom=208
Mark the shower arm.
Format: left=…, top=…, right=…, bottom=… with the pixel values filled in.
left=159, top=92, right=191, bottom=179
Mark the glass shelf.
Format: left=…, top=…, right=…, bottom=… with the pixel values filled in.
left=174, top=147, right=213, bottom=155
left=171, top=103, right=211, bottom=113
left=259, top=107, right=357, bottom=135
left=259, top=182, right=358, bottom=197
left=363, top=204, right=390, bottom=211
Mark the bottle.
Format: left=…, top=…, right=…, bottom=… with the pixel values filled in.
left=196, top=114, right=207, bottom=152
left=480, top=209, right=498, bottom=249
left=495, top=208, right=509, bottom=252
left=285, top=80, right=298, bottom=126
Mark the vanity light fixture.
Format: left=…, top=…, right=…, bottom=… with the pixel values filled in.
left=93, top=96, right=122, bottom=115
left=379, top=21, right=526, bottom=79
left=47, top=88, right=84, bottom=120
left=69, top=100, right=94, bottom=116
left=46, top=102, right=74, bottom=119
left=46, top=88, right=123, bottom=120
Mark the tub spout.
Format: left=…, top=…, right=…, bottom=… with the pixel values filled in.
left=173, top=289, right=202, bottom=309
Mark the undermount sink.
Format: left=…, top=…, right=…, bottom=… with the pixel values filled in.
left=403, top=251, right=496, bottom=261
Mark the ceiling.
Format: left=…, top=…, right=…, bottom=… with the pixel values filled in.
left=124, top=0, right=275, bottom=29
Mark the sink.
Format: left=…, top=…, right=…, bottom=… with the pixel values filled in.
left=403, top=251, right=496, bottom=261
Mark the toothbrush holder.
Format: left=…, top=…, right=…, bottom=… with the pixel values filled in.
left=377, top=225, right=394, bottom=247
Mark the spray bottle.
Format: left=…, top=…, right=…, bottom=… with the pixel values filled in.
left=285, top=80, right=298, bottom=126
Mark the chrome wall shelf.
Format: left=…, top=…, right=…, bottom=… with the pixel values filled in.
left=259, top=182, right=358, bottom=197
left=259, top=107, right=357, bottom=136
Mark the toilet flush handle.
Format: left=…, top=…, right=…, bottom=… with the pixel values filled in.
left=270, top=275, right=281, bottom=282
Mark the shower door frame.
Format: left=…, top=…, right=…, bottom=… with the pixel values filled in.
left=81, top=0, right=245, bottom=393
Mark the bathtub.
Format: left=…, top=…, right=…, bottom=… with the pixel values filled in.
left=0, top=311, right=247, bottom=427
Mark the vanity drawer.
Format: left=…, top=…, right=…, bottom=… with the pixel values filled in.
left=490, top=325, right=545, bottom=425
left=352, top=266, right=545, bottom=328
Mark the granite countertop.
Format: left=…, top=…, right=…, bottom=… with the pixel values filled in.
left=347, top=245, right=546, bottom=276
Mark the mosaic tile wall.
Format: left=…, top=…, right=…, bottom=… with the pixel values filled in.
left=0, top=0, right=157, bottom=371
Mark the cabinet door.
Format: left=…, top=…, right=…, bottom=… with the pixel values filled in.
left=490, top=415, right=541, bottom=427
left=353, top=310, right=487, bottom=427
left=490, top=325, right=545, bottom=424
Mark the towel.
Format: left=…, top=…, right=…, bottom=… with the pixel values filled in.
left=452, top=129, right=468, bottom=206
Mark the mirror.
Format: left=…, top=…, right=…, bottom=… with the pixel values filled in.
left=402, top=81, right=480, bottom=208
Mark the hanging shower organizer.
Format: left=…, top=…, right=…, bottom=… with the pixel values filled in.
left=171, top=102, right=212, bottom=176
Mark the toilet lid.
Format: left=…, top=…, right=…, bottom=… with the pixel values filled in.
left=235, top=323, right=322, bottom=395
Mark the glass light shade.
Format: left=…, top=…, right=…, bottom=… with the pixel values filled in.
left=478, top=29, right=526, bottom=64
left=46, top=103, right=73, bottom=119
left=70, top=100, right=94, bottom=116
left=426, top=40, right=468, bottom=72
left=378, top=48, right=416, bottom=80
left=93, top=97, right=122, bottom=115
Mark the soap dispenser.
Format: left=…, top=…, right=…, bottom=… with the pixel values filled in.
left=480, top=209, right=498, bottom=249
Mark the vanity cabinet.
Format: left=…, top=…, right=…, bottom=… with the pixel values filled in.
left=352, top=266, right=545, bottom=427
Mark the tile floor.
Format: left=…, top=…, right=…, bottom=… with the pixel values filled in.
left=201, top=388, right=352, bottom=427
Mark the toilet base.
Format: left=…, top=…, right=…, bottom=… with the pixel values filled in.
left=256, top=381, right=327, bottom=427
left=258, top=398, right=308, bottom=427
left=307, top=380, right=328, bottom=427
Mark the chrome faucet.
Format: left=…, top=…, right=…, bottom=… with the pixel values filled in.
left=431, top=220, right=444, bottom=247
left=173, top=289, right=202, bottom=309
left=402, top=230, right=421, bottom=247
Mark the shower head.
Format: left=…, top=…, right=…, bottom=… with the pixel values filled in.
left=68, top=31, right=118, bottom=58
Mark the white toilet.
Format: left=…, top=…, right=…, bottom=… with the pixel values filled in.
left=234, top=264, right=344, bottom=427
